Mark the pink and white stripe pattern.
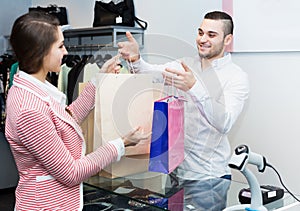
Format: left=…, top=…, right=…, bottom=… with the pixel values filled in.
left=5, top=74, right=118, bottom=210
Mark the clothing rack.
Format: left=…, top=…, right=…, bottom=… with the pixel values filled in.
left=65, top=44, right=113, bottom=52
left=1, top=35, right=12, bottom=54
left=63, top=25, right=145, bottom=50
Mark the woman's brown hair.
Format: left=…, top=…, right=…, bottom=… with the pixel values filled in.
left=10, top=11, right=60, bottom=74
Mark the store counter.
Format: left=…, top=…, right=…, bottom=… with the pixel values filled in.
left=83, top=171, right=299, bottom=211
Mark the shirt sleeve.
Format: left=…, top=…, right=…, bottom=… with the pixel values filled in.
left=67, top=81, right=96, bottom=125
left=108, top=138, right=125, bottom=161
left=130, top=57, right=183, bottom=82
left=16, top=108, right=119, bottom=187
left=187, top=70, right=250, bottom=134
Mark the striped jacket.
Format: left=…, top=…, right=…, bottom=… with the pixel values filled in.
left=5, top=73, right=118, bottom=211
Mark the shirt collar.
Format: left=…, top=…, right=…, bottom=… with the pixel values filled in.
left=210, top=53, right=232, bottom=70
left=19, top=71, right=67, bottom=107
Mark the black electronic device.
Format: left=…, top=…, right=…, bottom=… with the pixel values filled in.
left=239, top=185, right=284, bottom=205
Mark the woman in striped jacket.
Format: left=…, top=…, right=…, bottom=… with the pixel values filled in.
left=5, top=11, right=149, bottom=211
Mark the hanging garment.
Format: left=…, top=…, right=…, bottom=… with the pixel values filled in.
left=57, top=63, right=72, bottom=95
left=67, top=55, right=91, bottom=104
left=9, top=62, right=19, bottom=89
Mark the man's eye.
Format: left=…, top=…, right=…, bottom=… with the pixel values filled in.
left=208, top=34, right=216, bottom=38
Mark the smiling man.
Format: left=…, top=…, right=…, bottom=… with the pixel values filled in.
left=118, top=11, right=250, bottom=210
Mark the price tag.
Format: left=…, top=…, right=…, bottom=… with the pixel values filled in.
left=116, top=16, right=122, bottom=24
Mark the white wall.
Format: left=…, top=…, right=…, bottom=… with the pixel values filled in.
left=31, top=0, right=95, bottom=28
left=230, top=52, right=300, bottom=194
left=0, top=0, right=31, bottom=55
left=10, top=0, right=300, bottom=196
left=233, top=0, right=300, bottom=52
left=0, top=0, right=31, bottom=35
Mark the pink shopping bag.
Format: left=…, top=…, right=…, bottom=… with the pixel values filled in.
left=148, top=95, right=185, bottom=174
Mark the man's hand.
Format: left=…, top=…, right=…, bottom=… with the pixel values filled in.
left=163, top=62, right=196, bottom=92
left=117, top=31, right=140, bottom=62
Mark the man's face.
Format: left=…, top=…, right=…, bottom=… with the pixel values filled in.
left=196, top=19, right=230, bottom=60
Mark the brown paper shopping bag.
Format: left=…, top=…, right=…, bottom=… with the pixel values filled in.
left=79, top=83, right=94, bottom=155
left=94, top=73, right=154, bottom=178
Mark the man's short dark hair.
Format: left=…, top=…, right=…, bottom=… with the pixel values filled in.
left=204, top=11, right=234, bottom=36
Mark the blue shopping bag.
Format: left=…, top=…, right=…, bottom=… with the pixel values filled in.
left=148, top=96, right=184, bottom=174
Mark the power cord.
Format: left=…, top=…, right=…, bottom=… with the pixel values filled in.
left=266, top=163, right=300, bottom=202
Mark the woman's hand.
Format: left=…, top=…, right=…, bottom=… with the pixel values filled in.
left=100, top=55, right=121, bottom=74
left=122, top=127, right=151, bottom=147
